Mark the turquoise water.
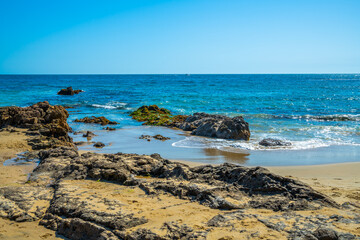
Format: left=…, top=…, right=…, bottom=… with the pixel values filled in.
left=1, top=74, right=359, bottom=165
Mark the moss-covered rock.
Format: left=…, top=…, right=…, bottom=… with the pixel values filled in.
left=130, top=105, right=175, bottom=126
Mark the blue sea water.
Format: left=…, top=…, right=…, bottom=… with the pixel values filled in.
left=0, top=74, right=359, bottom=166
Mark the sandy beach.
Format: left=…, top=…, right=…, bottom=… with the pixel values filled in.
left=0, top=126, right=359, bottom=239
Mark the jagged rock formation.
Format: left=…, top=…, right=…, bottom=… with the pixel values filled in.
left=57, top=87, right=83, bottom=95
left=74, top=116, right=118, bottom=125
left=0, top=101, right=73, bottom=149
left=0, top=146, right=357, bottom=239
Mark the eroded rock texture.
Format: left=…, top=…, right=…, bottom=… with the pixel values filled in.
left=0, top=101, right=73, bottom=149
left=0, top=147, right=357, bottom=239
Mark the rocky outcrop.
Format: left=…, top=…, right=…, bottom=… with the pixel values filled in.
left=130, top=106, right=250, bottom=140
left=74, top=116, right=118, bottom=125
left=57, top=87, right=83, bottom=95
left=0, top=101, right=73, bottom=149
left=259, top=138, right=292, bottom=147
left=30, top=147, right=337, bottom=211
left=175, top=113, right=250, bottom=140
left=0, top=146, right=356, bottom=239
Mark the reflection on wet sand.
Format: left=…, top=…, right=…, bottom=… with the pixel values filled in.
left=202, top=148, right=249, bottom=164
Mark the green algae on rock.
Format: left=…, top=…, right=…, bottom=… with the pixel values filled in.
left=130, top=105, right=177, bottom=126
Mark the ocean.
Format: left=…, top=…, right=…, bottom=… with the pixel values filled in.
left=1, top=74, right=359, bottom=166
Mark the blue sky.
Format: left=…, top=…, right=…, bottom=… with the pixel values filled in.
left=1, top=0, right=359, bottom=74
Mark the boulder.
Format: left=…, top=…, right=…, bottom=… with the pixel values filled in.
left=259, top=138, right=291, bottom=147
left=175, top=113, right=250, bottom=140
left=57, top=87, right=83, bottom=95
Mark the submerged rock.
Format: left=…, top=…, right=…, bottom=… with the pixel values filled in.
left=83, top=131, right=96, bottom=138
left=104, top=127, right=116, bottom=131
left=75, top=116, right=118, bottom=125
left=259, top=138, right=291, bottom=147
left=57, top=87, right=83, bottom=95
left=93, top=142, right=105, bottom=148
left=139, top=134, right=170, bottom=141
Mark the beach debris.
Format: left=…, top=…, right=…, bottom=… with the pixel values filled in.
left=74, top=116, right=118, bottom=125
left=93, top=142, right=105, bottom=148
left=259, top=138, right=292, bottom=147
left=57, top=86, right=83, bottom=95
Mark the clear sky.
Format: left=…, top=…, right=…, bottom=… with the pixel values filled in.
left=1, top=0, right=359, bottom=74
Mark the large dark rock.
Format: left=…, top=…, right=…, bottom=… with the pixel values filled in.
left=0, top=101, right=73, bottom=148
left=57, top=87, right=83, bottom=95
left=175, top=113, right=250, bottom=140
left=259, top=138, right=291, bottom=147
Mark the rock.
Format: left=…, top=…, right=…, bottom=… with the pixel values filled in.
left=93, top=142, right=105, bottom=148
left=139, top=135, right=151, bottom=141
left=313, top=227, right=338, bottom=240
left=104, top=127, right=116, bottom=131
left=176, top=113, right=250, bottom=140
left=0, top=101, right=73, bottom=148
left=152, top=134, right=170, bottom=141
left=259, top=138, right=291, bottom=147
left=31, top=148, right=338, bottom=211
left=83, top=131, right=96, bottom=138
left=130, top=105, right=173, bottom=126
left=57, top=87, right=83, bottom=95
left=130, top=106, right=250, bottom=140
left=75, top=116, right=118, bottom=125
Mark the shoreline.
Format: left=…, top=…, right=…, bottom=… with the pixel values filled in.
left=0, top=102, right=359, bottom=239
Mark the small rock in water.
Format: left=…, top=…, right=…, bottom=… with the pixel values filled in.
left=83, top=131, right=96, bottom=138
left=57, top=86, right=83, bottom=95
left=259, top=138, right=291, bottom=147
left=93, top=142, right=105, bottom=148
left=104, top=127, right=116, bottom=131
left=139, top=134, right=170, bottom=141
left=139, top=135, right=151, bottom=141
left=152, top=134, right=170, bottom=141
